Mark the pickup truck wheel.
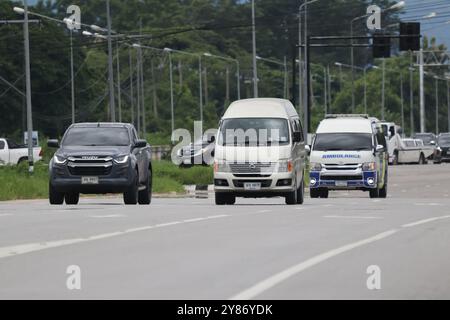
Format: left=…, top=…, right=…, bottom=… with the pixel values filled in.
left=123, top=170, right=138, bottom=205
left=49, top=182, right=64, bottom=205
left=369, top=188, right=379, bottom=198
left=138, top=171, right=152, bottom=205
left=65, top=193, right=79, bottom=205
left=226, top=195, right=236, bottom=205
left=215, top=192, right=227, bottom=205
left=17, top=157, right=28, bottom=165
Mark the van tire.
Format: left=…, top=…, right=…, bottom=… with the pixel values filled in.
left=310, top=188, right=320, bottom=198
left=49, top=182, right=64, bottom=205
left=296, top=179, right=304, bottom=204
left=65, top=193, right=79, bottom=205
left=320, top=189, right=329, bottom=198
left=226, top=195, right=236, bottom=205
left=285, top=177, right=298, bottom=205
left=369, top=188, right=379, bottom=198
left=215, top=192, right=227, bottom=205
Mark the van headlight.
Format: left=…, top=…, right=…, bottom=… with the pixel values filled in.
left=214, top=160, right=230, bottom=173
left=310, top=162, right=322, bottom=171
left=362, top=162, right=376, bottom=171
left=53, top=155, right=67, bottom=165
left=114, top=155, right=129, bottom=164
left=276, top=160, right=293, bottom=172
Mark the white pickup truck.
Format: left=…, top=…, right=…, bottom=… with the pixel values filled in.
left=0, top=138, right=42, bottom=165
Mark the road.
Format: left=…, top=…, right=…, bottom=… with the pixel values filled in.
left=0, top=163, right=450, bottom=299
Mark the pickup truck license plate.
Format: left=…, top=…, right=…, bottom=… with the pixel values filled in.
left=244, top=182, right=261, bottom=190
left=81, top=176, right=99, bottom=184
left=335, top=181, right=347, bottom=187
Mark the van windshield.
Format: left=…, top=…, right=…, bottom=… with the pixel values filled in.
left=218, top=118, right=290, bottom=146
left=313, top=133, right=373, bottom=151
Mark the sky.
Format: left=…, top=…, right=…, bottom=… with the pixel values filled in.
left=25, top=0, right=450, bottom=48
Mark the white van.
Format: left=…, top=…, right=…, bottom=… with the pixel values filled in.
left=309, top=115, right=388, bottom=198
left=214, top=98, right=307, bottom=205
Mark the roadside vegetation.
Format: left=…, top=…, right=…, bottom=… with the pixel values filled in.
left=0, top=161, right=213, bottom=201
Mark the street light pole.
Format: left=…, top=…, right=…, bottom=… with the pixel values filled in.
left=167, top=50, right=174, bottom=134
left=363, top=67, right=367, bottom=114
left=381, top=58, right=386, bottom=120
left=106, top=0, right=116, bottom=122
left=116, top=41, right=122, bottom=122
left=410, top=53, right=414, bottom=136
left=251, top=0, right=258, bottom=97
left=22, top=0, right=34, bottom=173
left=70, top=30, right=75, bottom=124
left=419, top=49, right=425, bottom=132
left=400, top=73, right=405, bottom=133
left=435, top=77, right=439, bottom=135
left=129, top=48, right=134, bottom=126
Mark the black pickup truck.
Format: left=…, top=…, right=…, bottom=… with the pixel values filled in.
left=47, top=123, right=152, bottom=205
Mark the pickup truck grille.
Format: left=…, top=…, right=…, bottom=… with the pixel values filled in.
left=321, top=175, right=363, bottom=181
left=67, top=156, right=113, bottom=176
left=232, top=180, right=272, bottom=188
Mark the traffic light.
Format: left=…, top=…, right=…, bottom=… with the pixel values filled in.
left=400, top=22, right=421, bottom=51
left=372, top=33, right=391, bottom=58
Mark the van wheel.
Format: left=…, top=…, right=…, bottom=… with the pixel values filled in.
left=369, top=188, right=379, bottom=198
left=124, top=170, right=139, bottom=205
left=49, top=182, right=64, bottom=205
left=320, top=189, right=329, bottom=198
left=65, top=193, right=79, bottom=205
left=138, top=171, right=152, bottom=205
left=310, top=188, right=320, bottom=198
left=226, top=195, right=236, bottom=205
left=285, top=177, right=297, bottom=205
left=296, top=179, right=304, bottom=204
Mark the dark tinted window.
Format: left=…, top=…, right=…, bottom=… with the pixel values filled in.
left=218, top=118, right=290, bottom=146
left=6, top=139, right=21, bottom=149
left=0, top=140, right=4, bottom=149
left=62, top=127, right=130, bottom=146
left=438, top=135, right=450, bottom=145
left=313, top=133, right=373, bottom=151
left=413, top=134, right=435, bottom=145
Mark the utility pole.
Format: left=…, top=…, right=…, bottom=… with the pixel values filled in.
left=435, top=77, right=439, bottom=135
left=129, top=48, right=134, bottom=126
left=400, top=73, right=405, bottom=133
left=140, top=47, right=145, bottom=138
left=204, top=66, right=208, bottom=106
left=363, top=67, right=367, bottom=114
left=151, top=58, right=158, bottom=119
left=419, top=48, right=425, bottom=133
left=168, top=51, right=174, bottom=134
left=327, top=64, right=331, bottom=113
left=381, top=58, right=386, bottom=120
left=70, top=30, right=75, bottom=124
left=225, top=66, right=230, bottom=103
left=136, top=50, right=141, bottom=135
left=116, top=41, right=122, bottom=122
left=323, top=67, right=327, bottom=116
left=23, top=0, right=34, bottom=173
left=251, top=0, right=258, bottom=97
left=199, top=56, right=203, bottom=123
left=410, top=52, right=414, bottom=136
left=106, top=0, right=115, bottom=122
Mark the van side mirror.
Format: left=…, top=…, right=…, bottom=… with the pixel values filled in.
left=134, top=139, right=147, bottom=148
left=305, top=145, right=311, bottom=155
left=430, top=140, right=436, bottom=146
left=207, top=135, right=216, bottom=144
left=47, top=139, right=59, bottom=148
left=293, top=131, right=302, bottom=143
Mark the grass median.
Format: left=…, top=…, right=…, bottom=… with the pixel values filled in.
left=0, top=161, right=214, bottom=201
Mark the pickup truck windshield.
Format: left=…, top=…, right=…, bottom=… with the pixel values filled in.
left=438, top=136, right=450, bottom=145
left=218, top=118, right=290, bottom=146
left=63, top=127, right=130, bottom=146
left=313, top=133, right=372, bottom=151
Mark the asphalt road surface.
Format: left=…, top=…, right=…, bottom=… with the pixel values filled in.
left=1, top=163, right=450, bottom=299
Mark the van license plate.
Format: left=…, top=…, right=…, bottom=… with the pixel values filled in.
left=244, top=182, right=261, bottom=190
left=81, top=177, right=99, bottom=184
left=335, top=181, right=347, bottom=187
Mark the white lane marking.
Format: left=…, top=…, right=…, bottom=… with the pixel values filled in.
left=413, top=203, right=443, bottom=206
left=230, top=229, right=398, bottom=300
left=89, top=214, right=127, bottom=218
left=323, top=215, right=383, bottom=220
left=258, top=210, right=271, bottom=213
left=230, top=214, right=450, bottom=300
left=183, top=217, right=207, bottom=223
left=0, top=214, right=229, bottom=259
left=401, top=215, right=450, bottom=228
left=0, top=214, right=13, bottom=217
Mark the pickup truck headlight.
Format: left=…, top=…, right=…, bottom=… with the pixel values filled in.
left=276, top=160, right=293, bottom=172
left=309, top=162, right=322, bottom=171
left=53, top=155, right=67, bottom=165
left=362, top=162, right=376, bottom=171
left=214, top=160, right=230, bottom=173
left=114, top=155, right=129, bottom=164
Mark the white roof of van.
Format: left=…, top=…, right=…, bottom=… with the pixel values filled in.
left=222, top=98, right=298, bottom=119
left=316, top=118, right=373, bottom=134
